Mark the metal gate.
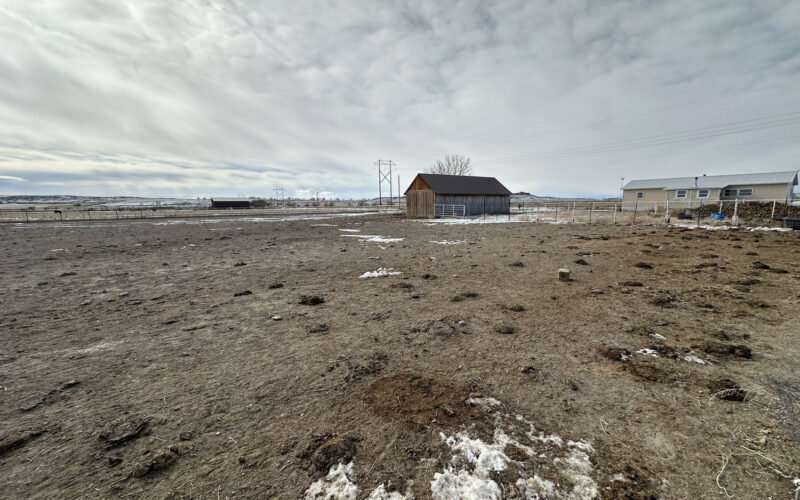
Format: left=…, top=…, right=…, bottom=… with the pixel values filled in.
left=434, top=204, right=466, bottom=217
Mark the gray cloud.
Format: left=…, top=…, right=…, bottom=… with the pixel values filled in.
left=0, top=0, right=798, bottom=198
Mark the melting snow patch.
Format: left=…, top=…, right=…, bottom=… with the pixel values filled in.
left=339, top=228, right=361, bottom=232
left=359, top=268, right=402, bottom=278
left=341, top=234, right=404, bottom=243
left=636, top=348, right=659, bottom=357
left=429, top=240, right=466, bottom=245
left=649, top=333, right=667, bottom=341
left=311, top=223, right=338, bottom=227
left=302, top=462, right=410, bottom=500
left=302, top=462, right=359, bottom=500
left=684, top=353, right=706, bottom=364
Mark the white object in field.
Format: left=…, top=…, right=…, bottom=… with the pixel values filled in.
left=558, top=269, right=570, bottom=282
left=359, top=268, right=402, bottom=278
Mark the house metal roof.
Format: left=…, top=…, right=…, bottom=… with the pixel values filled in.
left=622, top=171, right=798, bottom=191
left=210, top=198, right=251, bottom=202
left=410, top=174, right=512, bottom=195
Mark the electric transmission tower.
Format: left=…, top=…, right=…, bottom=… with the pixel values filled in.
left=375, top=159, right=395, bottom=206
left=273, top=186, right=285, bottom=208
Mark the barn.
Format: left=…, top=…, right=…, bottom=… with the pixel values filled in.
left=210, top=198, right=251, bottom=209
left=404, top=173, right=511, bottom=218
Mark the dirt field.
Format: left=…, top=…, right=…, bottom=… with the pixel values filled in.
left=1, top=214, right=799, bottom=499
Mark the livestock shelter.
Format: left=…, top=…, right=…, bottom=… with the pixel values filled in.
left=404, top=173, right=511, bottom=218
left=210, top=198, right=251, bottom=209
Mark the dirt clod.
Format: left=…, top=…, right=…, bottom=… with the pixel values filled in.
left=98, top=416, right=149, bottom=450
left=709, top=379, right=750, bottom=402
left=299, top=295, right=324, bottom=305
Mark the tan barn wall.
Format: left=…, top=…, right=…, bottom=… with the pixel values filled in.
left=406, top=190, right=434, bottom=218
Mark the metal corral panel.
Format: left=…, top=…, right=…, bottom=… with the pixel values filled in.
left=435, top=194, right=510, bottom=216
left=406, top=190, right=435, bottom=218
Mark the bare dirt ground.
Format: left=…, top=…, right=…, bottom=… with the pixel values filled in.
left=1, top=214, right=799, bottom=499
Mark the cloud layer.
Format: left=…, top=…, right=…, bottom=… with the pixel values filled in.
left=1, top=0, right=799, bottom=198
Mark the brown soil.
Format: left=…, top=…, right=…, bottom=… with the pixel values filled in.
left=1, top=214, right=799, bottom=498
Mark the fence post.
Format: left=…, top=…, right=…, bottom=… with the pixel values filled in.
left=633, top=201, right=638, bottom=224
left=771, top=200, right=776, bottom=219
left=733, top=199, right=739, bottom=226
left=589, top=203, right=594, bottom=224
left=24, top=211, right=29, bottom=223
left=554, top=204, right=558, bottom=222
left=536, top=203, right=540, bottom=222
left=665, top=199, right=670, bottom=224
left=571, top=202, right=576, bottom=223
left=613, top=204, right=617, bottom=224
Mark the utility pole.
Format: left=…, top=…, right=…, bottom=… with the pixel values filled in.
left=375, top=159, right=395, bottom=206
left=273, top=186, right=285, bottom=208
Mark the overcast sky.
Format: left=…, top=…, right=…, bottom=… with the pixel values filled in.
left=1, top=0, right=799, bottom=199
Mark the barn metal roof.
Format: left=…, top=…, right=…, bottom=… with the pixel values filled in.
left=622, top=171, right=798, bottom=190
left=210, top=198, right=251, bottom=202
left=412, top=174, right=512, bottom=195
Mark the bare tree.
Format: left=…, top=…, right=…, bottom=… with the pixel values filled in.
left=425, top=154, right=472, bottom=176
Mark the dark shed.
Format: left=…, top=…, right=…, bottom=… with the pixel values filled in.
left=404, top=173, right=511, bottom=218
left=211, top=198, right=251, bottom=209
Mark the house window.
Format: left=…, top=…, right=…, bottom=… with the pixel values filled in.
left=675, top=190, right=687, bottom=199
left=636, top=192, right=644, bottom=199
left=738, top=188, right=753, bottom=196
left=724, top=189, right=737, bottom=197
left=697, top=189, right=709, bottom=198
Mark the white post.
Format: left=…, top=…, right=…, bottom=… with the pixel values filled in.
left=771, top=200, right=776, bottom=219
left=733, top=199, right=739, bottom=226
left=613, top=204, right=617, bottom=224
left=665, top=199, right=670, bottom=224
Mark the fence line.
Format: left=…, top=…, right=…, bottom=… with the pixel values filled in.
left=511, top=199, right=798, bottom=226
left=0, top=205, right=402, bottom=224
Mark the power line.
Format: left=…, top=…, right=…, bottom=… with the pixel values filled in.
left=472, top=111, right=800, bottom=167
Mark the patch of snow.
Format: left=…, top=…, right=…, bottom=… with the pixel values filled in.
left=431, top=467, right=502, bottom=499
left=467, top=397, right=503, bottom=408
left=365, top=484, right=409, bottom=500
left=302, top=462, right=359, bottom=500
left=338, top=228, right=361, bottom=232
left=429, top=240, right=466, bottom=245
left=671, top=223, right=792, bottom=232
left=649, top=333, right=667, bottom=341
left=636, top=348, right=659, bottom=357
left=302, top=462, right=410, bottom=500
left=311, top=223, right=338, bottom=227
left=341, top=234, right=404, bottom=243
left=746, top=226, right=792, bottom=232
left=359, top=268, right=402, bottom=278
left=515, top=476, right=557, bottom=498
left=620, top=353, right=633, bottom=362
left=684, top=354, right=706, bottom=364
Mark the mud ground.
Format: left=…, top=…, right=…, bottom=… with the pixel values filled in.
left=1, top=214, right=799, bottom=499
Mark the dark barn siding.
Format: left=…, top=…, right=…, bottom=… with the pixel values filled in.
left=435, top=195, right=510, bottom=216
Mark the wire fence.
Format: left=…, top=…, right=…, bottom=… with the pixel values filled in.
left=0, top=205, right=401, bottom=223
left=511, top=199, right=800, bottom=226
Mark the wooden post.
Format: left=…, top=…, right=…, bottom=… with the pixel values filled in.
left=771, top=200, right=776, bottom=219
left=571, top=202, right=576, bottom=223
left=554, top=204, right=558, bottom=222
left=613, top=204, right=617, bottom=224
left=665, top=199, right=670, bottom=224
left=733, top=199, right=739, bottom=226
left=25, top=211, right=29, bottom=223
left=633, top=200, right=638, bottom=224
left=589, top=202, right=594, bottom=223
